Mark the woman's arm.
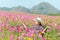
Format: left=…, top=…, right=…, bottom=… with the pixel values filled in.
left=42, top=26, right=51, bottom=33
left=22, top=23, right=27, bottom=29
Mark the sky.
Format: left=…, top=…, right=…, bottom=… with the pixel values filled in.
left=0, top=0, right=60, bottom=10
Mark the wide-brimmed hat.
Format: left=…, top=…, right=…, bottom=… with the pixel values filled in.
left=33, top=18, right=42, bottom=22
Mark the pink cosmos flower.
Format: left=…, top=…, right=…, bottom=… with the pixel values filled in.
left=15, top=26, right=20, bottom=32
left=0, top=34, right=3, bottom=38
left=4, top=23, right=9, bottom=30
left=21, top=33, right=27, bottom=37
left=9, top=26, right=15, bottom=31
left=38, top=34, right=46, bottom=40
left=17, top=36, right=20, bottom=40
left=0, top=23, right=3, bottom=28
left=25, top=28, right=29, bottom=32
left=10, top=34, right=14, bottom=40
left=41, top=37, right=46, bottom=40
left=55, top=25, right=60, bottom=30
left=27, top=30, right=34, bottom=37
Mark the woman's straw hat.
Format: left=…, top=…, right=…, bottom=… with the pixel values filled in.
left=33, top=18, right=42, bottom=22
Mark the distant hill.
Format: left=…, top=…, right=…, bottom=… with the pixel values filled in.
left=0, top=7, right=11, bottom=11
left=31, top=2, right=60, bottom=15
left=10, top=6, right=30, bottom=13
left=0, top=6, right=30, bottom=13
left=0, top=2, right=60, bottom=15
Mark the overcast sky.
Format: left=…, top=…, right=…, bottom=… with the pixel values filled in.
left=0, top=0, right=60, bottom=10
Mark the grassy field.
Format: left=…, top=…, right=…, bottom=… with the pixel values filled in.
left=0, top=11, right=60, bottom=40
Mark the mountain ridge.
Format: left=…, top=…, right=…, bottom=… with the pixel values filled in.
left=31, top=2, right=60, bottom=14
left=0, top=2, right=60, bottom=15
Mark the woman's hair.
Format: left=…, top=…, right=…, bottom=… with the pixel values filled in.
left=38, top=22, right=42, bottom=26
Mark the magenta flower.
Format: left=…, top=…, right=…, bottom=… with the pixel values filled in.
left=9, top=26, right=15, bottom=31
left=17, top=36, right=20, bottom=40
left=21, top=33, right=27, bottom=37
left=15, top=26, right=21, bottom=32
left=55, top=25, right=60, bottom=30
left=38, top=34, right=46, bottom=40
left=10, top=34, right=14, bottom=40
left=41, top=37, right=45, bottom=40
left=4, top=24, right=9, bottom=30
left=0, top=23, right=3, bottom=28
left=0, top=34, right=3, bottom=38
left=27, top=30, right=34, bottom=37
left=25, top=28, right=29, bottom=32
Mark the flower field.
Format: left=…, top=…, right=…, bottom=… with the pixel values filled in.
left=0, top=11, right=60, bottom=40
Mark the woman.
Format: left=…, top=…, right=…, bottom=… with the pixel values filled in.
left=22, top=18, right=50, bottom=40
left=31, top=18, right=46, bottom=40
